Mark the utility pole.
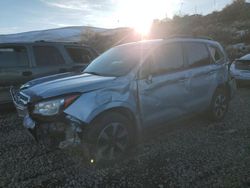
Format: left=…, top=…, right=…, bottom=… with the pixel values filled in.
left=194, top=5, right=197, bottom=14
left=179, top=1, right=184, bottom=16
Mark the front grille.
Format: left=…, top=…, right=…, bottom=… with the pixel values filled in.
left=17, top=92, right=29, bottom=105
left=17, top=92, right=30, bottom=105
left=10, top=87, right=30, bottom=106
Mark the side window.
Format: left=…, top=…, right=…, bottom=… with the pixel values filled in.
left=184, top=42, right=210, bottom=68
left=33, top=46, right=65, bottom=66
left=0, top=46, right=29, bottom=68
left=66, top=47, right=92, bottom=63
left=208, top=46, right=224, bottom=63
left=151, top=43, right=184, bottom=75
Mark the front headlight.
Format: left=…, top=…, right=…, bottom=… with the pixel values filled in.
left=33, top=95, right=79, bottom=116
left=33, top=98, right=64, bottom=116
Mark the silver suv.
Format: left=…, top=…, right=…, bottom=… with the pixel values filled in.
left=11, top=37, right=236, bottom=163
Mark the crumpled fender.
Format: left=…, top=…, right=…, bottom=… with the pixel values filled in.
left=63, top=84, right=138, bottom=125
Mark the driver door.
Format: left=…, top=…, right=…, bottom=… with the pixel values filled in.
left=137, top=42, right=190, bottom=127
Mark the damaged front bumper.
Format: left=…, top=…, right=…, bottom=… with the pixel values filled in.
left=10, top=87, right=84, bottom=149
left=10, top=87, right=35, bottom=128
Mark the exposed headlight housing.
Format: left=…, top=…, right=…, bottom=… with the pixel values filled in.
left=34, top=98, right=64, bottom=116
left=33, top=95, right=79, bottom=116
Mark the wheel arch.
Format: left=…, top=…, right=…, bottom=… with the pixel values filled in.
left=88, top=105, right=141, bottom=138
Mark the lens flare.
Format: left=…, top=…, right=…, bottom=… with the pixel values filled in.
left=114, top=0, right=175, bottom=36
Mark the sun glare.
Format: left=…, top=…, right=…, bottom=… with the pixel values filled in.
left=133, top=21, right=152, bottom=36
left=115, top=0, right=175, bottom=36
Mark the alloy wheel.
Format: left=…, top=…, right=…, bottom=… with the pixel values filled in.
left=96, top=122, right=129, bottom=161
left=213, top=94, right=227, bottom=119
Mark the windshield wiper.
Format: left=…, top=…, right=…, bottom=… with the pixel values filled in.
left=83, top=71, right=102, bottom=76
left=83, top=71, right=116, bottom=77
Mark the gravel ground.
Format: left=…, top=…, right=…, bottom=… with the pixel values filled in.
left=0, top=88, right=250, bottom=188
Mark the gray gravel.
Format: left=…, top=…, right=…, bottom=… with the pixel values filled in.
left=1, top=88, right=250, bottom=188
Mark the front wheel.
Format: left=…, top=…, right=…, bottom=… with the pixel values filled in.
left=208, top=88, right=229, bottom=121
left=86, top=112, right=135, bottom=164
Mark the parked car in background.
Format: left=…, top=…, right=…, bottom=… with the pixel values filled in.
left=230, top=54, right=250, bottom=85
left=0, top=41, right=98, bottom=105
left=11, top=37, right=236, bottom=164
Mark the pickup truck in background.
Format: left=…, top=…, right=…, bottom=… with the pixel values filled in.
left=0, top=41, right=98, bottom=105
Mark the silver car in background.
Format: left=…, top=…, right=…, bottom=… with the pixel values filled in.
left=11, top=37, right=236, bottom=164
left=230, top=54, right=250, bottom=85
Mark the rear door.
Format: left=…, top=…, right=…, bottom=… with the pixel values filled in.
left=0, top=45, right=31, bottom=103
left=65, top=46, right=96, bottom=71
left=31, top=45, right=69, bottom=79
left=138, top=42, right=190, bottom=127
left=183, top=42, right=216, bottom=112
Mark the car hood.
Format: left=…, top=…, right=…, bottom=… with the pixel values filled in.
left=22, top=72, right=117, bottom=101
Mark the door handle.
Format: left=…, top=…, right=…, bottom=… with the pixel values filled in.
left=72, top=65, right=82, bottom=69
left=72, top=65, right=83, bottom=72
left=207, top=71, right=216, bottom=75
left=59, top=68, right=67, bottom=73
left=178, top=78, right=187, bottom=83
left=22, top=71, right=32, bottom=76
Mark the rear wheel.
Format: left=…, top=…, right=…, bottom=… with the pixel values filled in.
left=86, top=112, right=135, bottom=164
left=209, top=88, right=229, bottom=121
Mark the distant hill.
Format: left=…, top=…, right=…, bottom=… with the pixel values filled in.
left=0, top=26, right=130, bottom=43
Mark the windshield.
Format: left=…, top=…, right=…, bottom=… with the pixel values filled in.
left=84, top=45, right=149, bottom=77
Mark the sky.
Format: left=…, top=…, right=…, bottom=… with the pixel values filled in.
left=0, top=0, right=241, bottom=34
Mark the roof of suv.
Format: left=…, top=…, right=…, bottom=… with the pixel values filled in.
left=0, top=41, right=91, bottom=47
left=118, top=37, right=221, bottom=48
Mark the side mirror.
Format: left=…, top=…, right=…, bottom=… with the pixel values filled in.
left=145, top=74, right=153, bottom=84
left=139, top=68, right=153, bottom=84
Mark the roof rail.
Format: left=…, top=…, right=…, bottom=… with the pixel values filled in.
left=34, top=40, right=46, bottom=42
left=34, top=40, right=82, bottom=44
left=166, top=35, right=213, bottom=40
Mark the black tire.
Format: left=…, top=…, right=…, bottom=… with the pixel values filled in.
left=86, top=112, right=135, bottom=164
left=208, top=88, right=229, bottom=121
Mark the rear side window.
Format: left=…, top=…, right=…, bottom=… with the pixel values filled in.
left=184, top=42, right=210, bottom=68
left=0, top=46, right=29, bottom=68
left=208, top=46, right=224, bottom=63
left=66, top=47, right=92, bottom=63
left=33, top=46, right=65, bottom=66
left=151, top=43, right=184, bottom=74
